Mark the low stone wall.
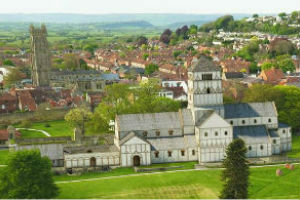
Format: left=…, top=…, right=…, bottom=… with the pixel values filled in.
left=15, top=136, right=72, bottom=145
left=134, top=165, right=184, bottom=172
left=0, top=108, right=70, bottom=127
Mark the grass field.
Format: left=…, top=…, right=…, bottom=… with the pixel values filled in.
left=18, top=129, right=47, bottom=138
left=56, top=165, right=300, bottom=199
left=0, top=150, right=11, bottom=165
left=16, top=120, right=73, bottom=137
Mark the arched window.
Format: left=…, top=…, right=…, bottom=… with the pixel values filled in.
left=181, top=150, right=185, bottom=156
left=260, top=145, right=264, bottom=150
left=283, top=129, right=286, bottom=133
left=230, top=120, right=233, bottom=125
left=215, top=131, right=218, bottom=136
left=254, top=119, right=257, bottom=124
left=224, top=131, right=228, bottom=136
left=90, top=157, right=96, bottom=167
left=248, top=146, right=252, bottom=151
left=192, top=150, right=195, bottom=155
left=156, top=130, right=160, bottom=137
left=204, top=132, right=208, bottom=137
left=242, top=120, right=245, bottom=124
left=268, top=118, right=272, bottom=123
left=273, top=139, right=276, bottom=144
left=207, top=88, right=211, bottom=94
left=155, top=151, right=159, bottom=158
left=168, top=151, right=172, bottom=157
left=143, top=131, right=148, bottom=137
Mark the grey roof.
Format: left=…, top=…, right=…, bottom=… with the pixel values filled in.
left=278, top=123, right=290, bottom=128
left=194, top=109, right=214, bottom=126
left=224, top=72, right=244, bottom=79
left=64, top=145, right=118, bottom=154
left=269, top=129, right=280, bottom=138
left=179, top=109, right=194, bottom=126
left=224, top=102, right=277, bottom=119
left=188, top=56, right=221, bottom=72
left=233, top=125, right=270, bottom=143
left=100, top=73, right=120, bottom=81
left=117, top=112, right=182, bottom=132
left=148, top=135, right=197, bottom=151
left=119, top=131, right=150, bottom=145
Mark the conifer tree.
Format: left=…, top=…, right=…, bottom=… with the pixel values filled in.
left=220, top=138, right=249, bottom=199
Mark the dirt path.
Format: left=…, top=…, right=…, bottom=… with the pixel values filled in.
left=16, top=128, right=51, bottom=137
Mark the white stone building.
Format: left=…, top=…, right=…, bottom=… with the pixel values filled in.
left=62, top=56, right=292, bottom=168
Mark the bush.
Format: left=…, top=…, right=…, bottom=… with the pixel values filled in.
left=20, top=120, right=32, bottom=128
left=44, top=123, right=51, bottom=128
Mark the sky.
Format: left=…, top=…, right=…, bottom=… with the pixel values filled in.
left=0, top=0, right=299, bottom=14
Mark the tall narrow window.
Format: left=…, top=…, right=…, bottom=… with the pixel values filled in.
left=156, top=130, right=160, bottom=137
left=207, top=88, right=210, bottom=94
left=155, top=151, right=159, bottom=158
left=168, top=151, right=172, bottom=157
left=268, top=118, right=272, bottom=123
left=181, top=150, right=185, bottom=156
left=192, top=150, right=195, bottom=155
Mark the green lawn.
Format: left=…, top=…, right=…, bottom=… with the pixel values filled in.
left=16, top=120, right=73, bottom=137
left=18, top=129, right=47, bottom=138
left=56, top=165, right=300, bottom=199
left=0, top=150, right=11, bottom=165
left=287, top=135, right=300, bottom=158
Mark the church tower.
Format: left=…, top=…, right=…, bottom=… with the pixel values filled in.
left=187, top=56, right=224, bottom=116
left=30, top=24, right=51, bottom=87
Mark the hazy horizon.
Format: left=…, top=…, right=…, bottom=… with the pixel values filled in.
left=0, top=0, right=298, bottom=14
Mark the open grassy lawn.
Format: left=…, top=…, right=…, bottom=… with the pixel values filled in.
left=56, top=165, right=300, bottom=199
left=18, top=129, right=47, bottom=138
left=0, top=150, right=11, bottom=165
left=287, top=135, right=300, bottom=158
left=17, top=120, right=73, bottom=137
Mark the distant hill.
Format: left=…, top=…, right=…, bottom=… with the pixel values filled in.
left=0, top=13, right=251, bottom=26
left=165, top=20, right=209, bottom=30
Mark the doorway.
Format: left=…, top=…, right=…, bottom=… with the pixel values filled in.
left=133, top=155, right=141, bottom=166
left=90, top=157, right=96, bottom=167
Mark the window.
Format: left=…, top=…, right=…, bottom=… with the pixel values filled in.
left=268, top=118, right=272, bottom=123
left=207, top=88, right=211, bottom=94
left=204, top=132, right=208, bottom=137
left=248, top=146, right=252, bottom=151
left=156, top=130, right=160, bottom=137
left=168, top=130, right=173, bottom=136
left=242, top=120, right=245, bottom=124
left=215, top=131, right=218, bottom=136
left=168, top=151, right=172, bottom=157
left=202, top=74, right=213, bottom=80
left=273, top=139, right=276, bottom=144
left=260, top=145, right=264, bottom=150
left=254, top=119, right=257, bottom=124
left=192, top=150, right=195, bottom=155
left=230, top=120, right=233, bottom=125
left=143, top=131, right=148, bottom=137
left=181, top=150, right=185, bottom=156
left=283, top=130, right=286, bottom=134
left=155, top=151, right=159, bottom=158
left=224, top=131, right=228, bottom=136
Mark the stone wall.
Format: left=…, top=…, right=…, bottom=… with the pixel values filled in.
left=0, top=108, right=70, bottom=126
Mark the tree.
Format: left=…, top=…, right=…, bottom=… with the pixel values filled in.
left=252, top=14, right=259, bottom=18
left=65, top=107, right=92, bottom=133
left=4, top=67, right=26, bottom=86
left=261, top=62, right=273, bottom=70
left=0, top=150, right=58, bottom=198
left=275, top=54, right=295, bottom=73
left=270, top=39, right=295, bottom=56
left=160, top=29, right=172, bottom=44
left=137, top=36, right=148, bottom=46
left=61, top=53, right=80, bottom=70
left=189, top=24, right=198, bottom=34
left=249, top=62, right=258, bottom=73
left=83, top=43, right=98, bottom=55
left=2, top=59, right=15, bottom=66
left=278, top=12, right=287, bottom=20
left=220, top=138, right=249, bottom=199
left=145, top=63, right=159, bottom=75
left=172, top=50, right=182, bottom=58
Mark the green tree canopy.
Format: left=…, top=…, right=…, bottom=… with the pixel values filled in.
left=3, top=59, right=15, bottom=66
left=0, top=150, right=58, bottom=199
left=4, top=67, right=26, bottom=87
left=220, top=138, right=249, bottom=199
left=65, top=107, right=92, bottom=133
left=145, top=63, right=159, bottom=75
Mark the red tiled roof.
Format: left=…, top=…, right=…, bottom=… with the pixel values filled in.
left=0, top=129, right=21, bottom=141
left=260, top=68, right=285, bottom=82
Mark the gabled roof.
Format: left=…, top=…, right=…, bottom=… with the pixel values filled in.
left=233, top=125, right=269, bottom=143
left=224, top=102, right=277, bottom=119
left=119, top=131, right=150, bottom=146
left=188, top=56, right=221, bottom=72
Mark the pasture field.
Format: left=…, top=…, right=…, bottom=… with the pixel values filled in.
left=56, top=165, right=300, bottom=199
